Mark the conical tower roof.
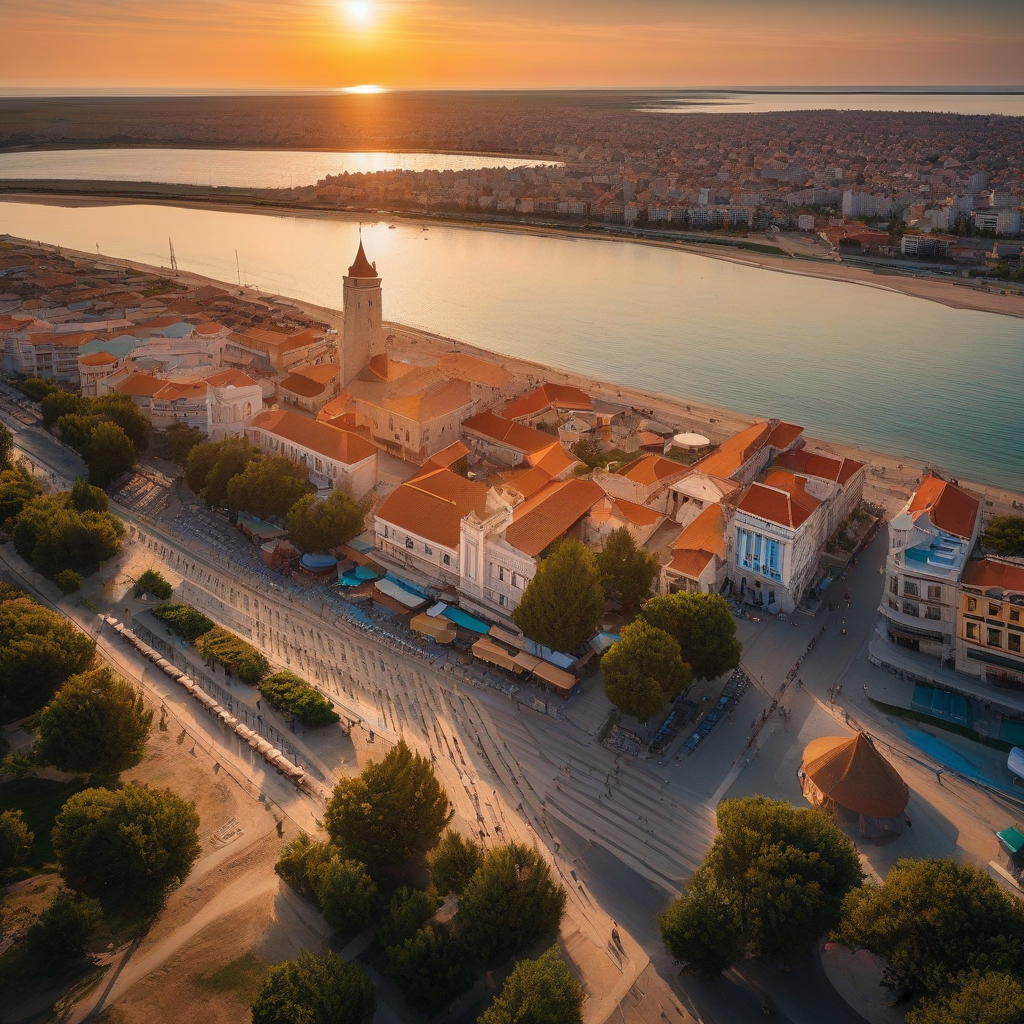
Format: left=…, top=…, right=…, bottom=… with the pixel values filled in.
left=347, top=240, right=378, bottom=279
left=802, top=732, right=909, bottom=818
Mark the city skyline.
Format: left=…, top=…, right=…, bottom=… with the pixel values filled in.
left=2, top=0, right=1024, bottom=91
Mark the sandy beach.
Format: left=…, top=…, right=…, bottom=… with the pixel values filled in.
left=4, top=185, right=1024, bottom=321
left=9, top=233, right=1024, bottom=516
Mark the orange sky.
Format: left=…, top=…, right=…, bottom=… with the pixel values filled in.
left=2, top=1, right=1023, bottom=90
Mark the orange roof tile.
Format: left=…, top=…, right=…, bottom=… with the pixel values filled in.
left=671, top=503, right=728, bottom=559
left=423, top=441, right=470, bottom=471
left=194, top=321, right=227, bottom=335
left=279, top=373, right=326, bottom=399
left=693, top=421, right=772, bottom=479
left=0, top=315, right=35, bottom=332
left=205, top=369, right=258, bottom=388
left=962, top=558, right=1024, bottom=593
left=503, top=383, right=592, bottom=420
left=666, top=549, right=715, bottom=579
left=739, top=473, right=820, bottom=529
left=766, top=421, right=804, bottom=450
left=377, top=468, right=488, bottom=549
left=528, top=442, right=579, bottom=478
left=775, top=448, right=865, bottom=486
left=505, top=478, right=605, bottom=557
left=908, top=472, right=980, bottom=541
left=617, top=454, right=688, bottom=487
left=613, top=498, right=664, bottom=528
left=437, top=352, right=511, bottom=389
left=154, top=380, right=207, bottom=402
left=27, top=331, right=95, bottom=348
left=317, top=394, right=350, bottom=422
left=495, top=465, right=556, bottom=500
left=250, top=409, right=376, bottom=465
left=117, top=373, right=170, bottom=398
left=79, top=351, right=118, bottom=366
left=462, top=410, right=555, bottom=455
left=348, top=241, right=378, bottom=279
left=292, top=362, right=339, bottom=385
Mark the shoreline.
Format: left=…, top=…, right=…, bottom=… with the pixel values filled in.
left=3, top=186, right=1024, bottom=321
left=9, top=233, right=1022, bottom=516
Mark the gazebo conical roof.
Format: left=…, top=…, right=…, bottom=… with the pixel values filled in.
left=802, top=732, right=909, bottom=819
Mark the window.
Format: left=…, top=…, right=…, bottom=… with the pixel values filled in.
left=1012, top=610, right=1021, bottom=623
left=443, top=554, right=451, bottom=566
left=498, top=566, right=505, bottom=582
left=498, top=594, right=507, bottom=607
left=925, top=606, right=941, bottom=620
left=382, top=525, right=389, bottom=539
left=966, top=622, right=979, bottom=640
left=990, top=603, right=1002, bottom=617
left=967, top=597, right=977, bottom=612
left=1010, top=634, right=1022, bottom=653
left=890, top=577, right=899, bottom=596
left=902, top=601, right=919, bottom=617
left=512, top=572, right=518, bottom=588
left=889, top=599, right=898, bottom=611
left=988, top=629, right=1002, bottom=648
left=405, top=538, right=414, bottom=550
left=927, top=585, right=942, bottom=601
left=424, top=545, right=432, bottom=556
left=904, top=580, right=918, bottom=597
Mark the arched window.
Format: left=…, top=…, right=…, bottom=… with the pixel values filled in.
left=243, top=401, right=252, bottom=420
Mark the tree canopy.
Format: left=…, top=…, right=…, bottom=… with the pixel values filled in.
left=309, top=854, right=379, bottom=935
left=512, top=539, right=605, bottom=653
left=13, top=492, right=124, bottom=579
left=602, top=619, right=691, bottom=721
left=251, top=950, right=376, bottom=1024
left=478, top=947, right=584, bottom=1024
left=456, top=842, right=567, bottom=966
left=984, top=516, right=1024, bottom=557
left=185, top=436, right=260, bottom=507
left=69, top=477, right=108, bottom=513
left=259, top=672, right=338, bottom=727
left=386, top=924, right=475, bottom=1014
left=15, top=888, right=101, bottom=976
left=0, top=465, right=42, bottom=526
left=36, top=668, right=153, bottom=777
left=91, top=393, right=150, bottom=452
left=196, top=626, right=269, bottom=685
left=134, top=568, right=172, bottom=600
left=0, top=809, right=33, bottom=872
left=275, top=832, right=332, bottom=899
left=0, top=594, right=95, bottom=720
left=52, top=782, right=201, bottom=904
left=41, top=390, right=88, bottom=428
left=164, top=423, right=207, bottom=466
left=17, top=377, right=58, bottom=403
left=87, top=420, right=136, bottom=488
left=0, top=421, right=12, bottom=469
left=906, top=973, right=1024, bottom=1024
left=661, top=796, right=862, bottom=972
left=286, top=492, right=365, bottom=554
left=642, top=592, right=741, bottom=681
left=838, top=858, right=1024, bottom=995
left=377, top=886, right=440, bottom=949
left=225, top=455, right=311, bottom=519
left=428, top=829, right=484, bottom=897
left=596, top=527, right=660, bottom=613
left=324, top=740, right=452, bottom=875
left=151, top=603, right=214, bottom=642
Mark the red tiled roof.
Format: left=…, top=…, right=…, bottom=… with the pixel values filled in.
left=693, top=421, right=772, bottom=479
left=908, top=472, right=980, bottom=541
left=739, top=473, right=820, bottom=529
left=377, top=468, right=488, bottom=549
left=613, top=498, right=664, bottom=528
left=462, top=410, right=555, bottom=455
left=117, top=373, right=169, bottom=398
left=292, top=362, right=339, bottom=385
left=775, top=448, right=865, bottom=486
left=348, top=241, right=378, bottom=279
left=766, top=421, right=804, bottom=450
left=79, top=351, right=118, bottom=366
left=505, top=478, right=605, bottom=557
left=503, top=383, right=592, bottom=420
left=194, top=321, right=227, bottom=335
left=666, top=549, right=715, bottom=579
left=205, top=369, right=258, bottom=388
left=617, top=454, right=687, bottom=487
left=962, top=558, right=1024, bottom=593
left=279, top=373, right=326, bottom=399
left=250, top=409, right=377, bottom=466
left=671, top=503, right=727, bottom=559
left=26, top=331, right=95, bottom=348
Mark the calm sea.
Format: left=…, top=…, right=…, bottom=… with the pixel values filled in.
left=1, top=200, right=1021, bottom=491
left=0, top=149, right=552, bottom=190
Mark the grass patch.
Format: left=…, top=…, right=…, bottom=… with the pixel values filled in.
left=192, top=952, right=268, bottom=998
left=736, top=242, right=787, bottom=255
left=869, top=698, right=1015, bottom=753
left=0, top=776, right=86, bottom=871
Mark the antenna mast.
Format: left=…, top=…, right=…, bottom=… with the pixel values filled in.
left=236, top=249, right=241, bottom=287
left=168, top=237, right=178, bottom=272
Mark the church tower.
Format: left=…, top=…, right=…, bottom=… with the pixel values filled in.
left=340, top=239, right=385, bottom=385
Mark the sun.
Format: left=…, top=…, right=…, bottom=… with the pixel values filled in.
left=344, top=1, right=374, bottom=26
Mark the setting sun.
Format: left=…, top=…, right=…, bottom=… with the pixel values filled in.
left=344, top=1, right=374, bottom=27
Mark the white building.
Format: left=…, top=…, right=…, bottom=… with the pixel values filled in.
left=205, top=369, right=263, bottom=442
left=842, top=191, right=894, bottom=218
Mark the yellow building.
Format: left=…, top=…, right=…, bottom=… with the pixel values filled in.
left=956, top=558, right=1024, bottom=688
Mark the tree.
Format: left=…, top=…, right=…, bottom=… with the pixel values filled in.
left=259, top=672, right=339, bottom=727
left=602, top=619, right=691, bottom=721
left=251, top=949, right=376, bottom=1024
left=309, top=854, right=379, bottom=934
left=428, top=829, right=483, bottom=896
left=324, top=739, right=452, bottom=875
left=92, top=393, right=150, bottom=452
left=479, top=947, right=584, bottom=1024
left=151, top=603, right=214, bottom=642
left=596, top=527, right=660, bottom=612
left=275, top=833, right=332, bottom=898
left=41, top=390, right=87, bottom=428
left=185, top=436, right=259, bottom=507
left=512, top=539, right=605, bottom=653
left=984, top=516, right=1024, bottom=557
left=286, top=492, right=364, bottom=554
left=36, top=668, right=153, bottom=776
left=0, top=809, right=33, bottom=872
left=659, top=869, right=743, bottom=977
left=0, top=596, right=95, bottom=719
left=87, top=420, right=135, bottom=488
left=165, top=423, right=207, bottom=466
left=56, top=412, right=101, bottom=455
left=17, top=377, right=58, bottom=403
left=14, top=494, right=124, bottom=578
left=0, top=421, right=12, bottom=468
left=838, top=858, right=1024, bottom=995
left=70, top=477, right=108, bottom=513
left=642, top=592, right=741, bottom=682
left=0, top=465, right=41, bottom=525
left=661, top=797, right=862, bottom=972
left=54, top=569, right=82, bottom=594
left=226, top=455, right=311, bottom=520
left=387, top=925, right=475, bottom=1013
left=456, top=842, right=567, bottom=966
left=20, top=888, right=101, bottom=973
left=52, top=783, right=201, bottom=904
left=134, top=568, right=172, bottom=600
left=377, top=886, right=440, bottom=949
left=907, top=973, right=1024, bottom=1024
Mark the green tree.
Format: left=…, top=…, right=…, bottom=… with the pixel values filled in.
left=226, top=455, right=310, bottom=520
left=286, top=492, right=364, bottom=554
left=602, top=619, right=691, bottom=721
left=41, top=390, right=88, bottom=428
left=907, top=973, right=1024, bottom=1024
left=87, top=420, right=135, bottom=488
left=309, top=854, right=379, bottom=934
left=69, top=477, right=109, bottom=513
left=0, top=421, right=13, bottom=468
left=642, top=592, right=741, bottom=681
left=134, top=568, right=172, bottom=600
left=259, top=672, right=339, bottom=727
left=274, top=833, right=332, bottom=898
left=54, top=568, right=82, bottom=593
left=428, top=829, right=483, bottom=897
left=984, top=516, right=1024, bottom=557
left=512, top=539, right=605, bottom=653
left=0, top=465, right=42, bottom=525
left=57, top=412, right=102, bottom=455
left=659, top=869, right=743, bottom=977
left=14, top=494, right=124, bottom=578
left=185, top=437, right=259, bottom=507
left=596, top=527, right=660, bottom=613
left=838, top=858, right=1024, bottom=995
left=151, top=603, right=214, bottom=642
left=36, top=668, right=153, bottom=776
left=251, top=950, right=376, bottom=1024
left=324, top=739, right=452, bottom=875
left=0, top=809, right=33, bottom=872
left=0, top=596, right=95, bottom=719
left=52, top=783, right=202, bottom=904
left=387, top=925, right=475, bottom=1013
left=20, top=888, right=102, bottom=973
left=456, top=842, right=567, bottom=966
left=17, top=377, right=58, bottom=403
left=479, top=947, right=584, bottom=1024
left=166, top=423, right=207, bottom=465
left=378, top=886, right=440, bottom=949
left=92, top=393, right=150, bottom=452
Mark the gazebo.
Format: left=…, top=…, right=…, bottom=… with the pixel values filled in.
left=800, top=732, right=910, bottom=842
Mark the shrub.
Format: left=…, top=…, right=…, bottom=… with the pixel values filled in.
left=309, top=854, right=379, bottom=935
left=152, top=603, right=214, bottom=642
left=386, top=925, right=475, bottom=1013
left=134, top=568, right=172, bottom=600
left=479, top=947, right=584, bottom=1024
left=21, top=888, right=102, bottom=972
left=259, top=672, right=339, bottom=727
left=274, top=833, right=332, bottom=898
left=377, top=886, right=440, bottom=949
left=0, top=809, right=33, bottom=872
left=251, top=950, right=375, bottom=1024
left=197, top=626, right=269, bottom=684
left=427, top=829, right=483, bottom=897
left=54, top=568, right=83, bottom=594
